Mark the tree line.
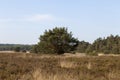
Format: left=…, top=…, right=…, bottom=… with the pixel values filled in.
left=1, top=27, right=119, bottom=55
left=86, top=35, right=120, bottom=55
left=32, top=27, right=120, bottom=55
left=0, top=44, right=32, bottom=52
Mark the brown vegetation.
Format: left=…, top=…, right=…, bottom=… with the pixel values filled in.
left=0, top=53, right=120, bottom=80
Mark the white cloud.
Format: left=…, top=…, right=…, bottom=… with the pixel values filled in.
left=26, top=14, right=56, bottom=22
left=0, top=14, right=60, bottom=22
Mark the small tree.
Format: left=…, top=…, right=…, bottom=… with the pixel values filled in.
left=76, top=41, right=90, bottom=53
left=14, top=47, right=21, bottom=52
left=33, top=27, right=79, bottom=54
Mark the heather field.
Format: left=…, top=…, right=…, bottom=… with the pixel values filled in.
left=0, top=53, right=120, bottom=80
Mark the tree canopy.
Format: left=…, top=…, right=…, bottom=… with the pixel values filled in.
left=0, top=44, right=32, bottom=52
left=32, top=27, right=79, bottom=54
left=32, top=27, right=120, bottom=55
left=76, top=41, right=90, bottom=53
left=86, top=35, right=120, bottom=54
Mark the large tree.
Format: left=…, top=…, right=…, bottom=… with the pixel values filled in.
left=33, top=27, right=79, bottom=54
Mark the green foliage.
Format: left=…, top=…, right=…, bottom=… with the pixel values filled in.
left=76, top=41, right=90, bottom=53
left=31, top=45, right=39, bottom=53
left=0, top=44, right=32, bottom=51
left=75, top=35, right=120, bottom=55
left=33, top=27, right=79, bottom=54
left=14, top=47, right=21, bottom=52
left=32, top=28, right=120, bottom=55
left=86, top=35, right=120, bottom=54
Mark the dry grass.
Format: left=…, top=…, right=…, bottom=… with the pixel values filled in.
left=0, top=53, right=120, bottom=80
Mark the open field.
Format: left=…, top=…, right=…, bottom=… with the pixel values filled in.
left=0, top=53, right=120, bottom=80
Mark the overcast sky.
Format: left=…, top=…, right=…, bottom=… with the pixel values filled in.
left=0, top=0, right=120, bottom=44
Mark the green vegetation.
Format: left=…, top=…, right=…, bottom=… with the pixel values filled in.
left=1, top=27, right=120, bottom=55
left=32, top=27, right=120, bottom=55
left=0, top=44, right=32, bottom=52
left=32, top=27, right=78, bottom=54
left=14, top=47, right=21, bottom=52
left=86, top=35, right=120, bottom=55
left=76, top=41, right=90, bottom=53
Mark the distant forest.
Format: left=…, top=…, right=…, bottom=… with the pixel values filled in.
left=77, top=35, right=120, bottom=55
left=0, top=44, right=32, bottom=51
